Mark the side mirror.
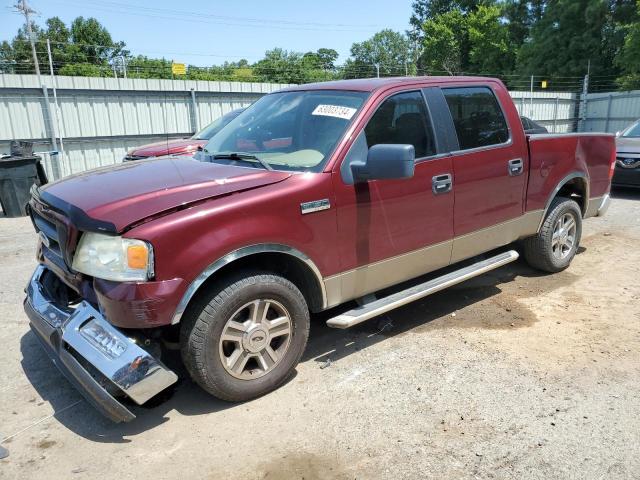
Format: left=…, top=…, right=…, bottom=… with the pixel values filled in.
left=351, top=144, right=415, bottom=183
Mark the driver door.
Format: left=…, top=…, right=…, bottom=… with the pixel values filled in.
left=328, top=89, right=455, bottom=306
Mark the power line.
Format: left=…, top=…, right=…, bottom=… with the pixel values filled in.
left=52, top=0, right=387, bottom=29
left=47, top=0, right=396, bottom=33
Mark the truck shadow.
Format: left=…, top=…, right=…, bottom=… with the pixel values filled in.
left=18, top=254, right=578, bottom=442
left=19, top=332, right=259, bottom=443
left=303, top=257, right=579, bottom=365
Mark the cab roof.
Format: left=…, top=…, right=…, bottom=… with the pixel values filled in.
left=280, top=76, right=498, bottom=93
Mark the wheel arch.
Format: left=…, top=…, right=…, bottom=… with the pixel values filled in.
left=538, top=172, right=589, bottom=231
left=171, top=244, right=327, bottom=325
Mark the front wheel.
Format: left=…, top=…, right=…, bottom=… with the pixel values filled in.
left=180, top=273, right=310, bottom=402
left=522, top=196, right=582, bottom=273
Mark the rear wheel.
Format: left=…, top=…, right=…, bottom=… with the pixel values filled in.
left=181, top=273, right=310, bottom=401
left=522, top=197, right=582, bottom=273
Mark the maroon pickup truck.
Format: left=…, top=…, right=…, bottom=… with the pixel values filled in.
left=24, top=77, right=615, bottom=422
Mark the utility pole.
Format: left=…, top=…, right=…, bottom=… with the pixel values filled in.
left=579, top=60, right=591, bottom=132
left=529, top=75, right=534, bottom=117
left=120, top=55, right=127, bottom=78
left=47, top=38, right=65, bottom=175
left=14, top=0, right=41, bottom=83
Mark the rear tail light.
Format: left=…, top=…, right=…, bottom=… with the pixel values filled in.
left=609, top=147, right=616, bottom=180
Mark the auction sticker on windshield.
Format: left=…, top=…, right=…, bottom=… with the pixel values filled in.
left=312, top=104, right=357, bottom=120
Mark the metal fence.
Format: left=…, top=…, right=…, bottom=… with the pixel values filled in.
left=510, top=90, right=579, bottom=133
left=578, top=90, right=640, bottom=133
left=3, top=74, right=639, bottom=179
left=0, top=74, right=293, bottom=179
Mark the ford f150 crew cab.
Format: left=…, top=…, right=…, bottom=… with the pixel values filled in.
left=23, top=77, right=616, bottom=422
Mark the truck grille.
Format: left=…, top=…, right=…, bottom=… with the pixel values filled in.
left=33, top=210, right=62, bottom=256
left=31, top=207, right=68, bottom=269
left=29, top=193, right=76, bottom=271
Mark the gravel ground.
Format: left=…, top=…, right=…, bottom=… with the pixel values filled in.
left=1, top=188, right=639, bottom=480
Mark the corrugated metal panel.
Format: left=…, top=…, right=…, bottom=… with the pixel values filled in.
left=0, top=92, right=49, bottom=139
left=509, top=91, right=578, bottom=133
left=196, top=93, right=258, bottom=130
left=11, top=74, right=635, bottom=179
left=33, top=135, right=188, bottom=178
left=580, top=90, right=640, bottom=133
left=0, top=74, right=294, bottom=92
left=0, top=75, right=290, bottom=179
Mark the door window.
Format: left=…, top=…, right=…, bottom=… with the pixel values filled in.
left=364, top=91, right=436, bottom=159
left=442, top=87, right=509, bottom=150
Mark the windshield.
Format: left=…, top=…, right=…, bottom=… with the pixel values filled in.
left=193, top=109, right=244, bottom=140
left=203, top=90, right=368, bottom=172
left=622, top=121, right=640, bottom=138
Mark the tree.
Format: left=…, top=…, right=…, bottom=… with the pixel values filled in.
left=126, top=55, right=172, bottom=79
left=467, top=5, right=515, bottom=74
left=502, top=1, right=543, bottom=47
left=343, top=29, right=412, bottom=78
left=67, top=17, right=128, bottom=65
left=419, top=5, right=514, bottom=75
left=43, top=17, right=71, bottom=73
left=302, top=48, right=338, bottom=71
left=253, top=48, right=307, bottom=83
left=252, top=48, right=340, bottom=84
left=420, top=9, right=467, bottom=74
left=0, top=16, right=127, bottom=75
left=409, top=0, right=491, bottom=41
left=516, top=0, right=620, bottom=78
left=615, top=0, right=640, bottom=89
left=0, top=23, right=44, bottom=73
left=59, top=62, right=110, bottom=77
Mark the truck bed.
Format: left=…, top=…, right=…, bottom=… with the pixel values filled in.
left=526, top=133, right=615, bottom=213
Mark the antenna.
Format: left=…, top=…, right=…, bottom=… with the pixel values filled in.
left=13, top=0, right=41, bottom=84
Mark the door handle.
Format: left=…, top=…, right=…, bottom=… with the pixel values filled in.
left=432, top=174, right=452, bottom=195
left=508, top=158, right=524, bottom=176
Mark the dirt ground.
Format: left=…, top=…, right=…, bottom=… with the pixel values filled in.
left=1, top=189, right=639, bottom=480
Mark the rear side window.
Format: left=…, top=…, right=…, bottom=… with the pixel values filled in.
left=443, top=87, right=509, bottom=150
left=364, top=91, right=436, bottom=158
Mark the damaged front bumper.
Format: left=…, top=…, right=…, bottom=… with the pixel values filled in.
left=24, top=265, right=178, bottom=422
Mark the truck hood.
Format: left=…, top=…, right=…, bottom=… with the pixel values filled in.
left=616, top=136, right=640, bottom=154
left=39, top=157, right=291, bottom=232
left=128, top=138, right=207, bottom=158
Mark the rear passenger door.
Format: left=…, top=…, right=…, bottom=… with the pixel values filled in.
left=439, top=85, right=529, bottom=261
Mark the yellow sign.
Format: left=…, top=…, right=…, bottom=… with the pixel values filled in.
left=172, top=63, right=186, bottom=75
left=541, top=80, right=548, bottom=89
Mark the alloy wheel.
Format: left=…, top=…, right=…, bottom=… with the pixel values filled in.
left=218, top=299, right=292, bottom=380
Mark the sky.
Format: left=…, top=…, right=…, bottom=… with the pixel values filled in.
left=1, top=0, right=413, bottom=66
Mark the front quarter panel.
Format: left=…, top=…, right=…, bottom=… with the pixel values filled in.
left=124, top=172, right=338, bottom=323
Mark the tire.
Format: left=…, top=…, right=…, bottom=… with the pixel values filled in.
left=180, top=272, right=310, bottom=402
left=522, top=196, right=582, bottom=273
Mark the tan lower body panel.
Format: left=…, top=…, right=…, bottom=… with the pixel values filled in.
left=324, top=210, right=544, bottom=308
left=324, top=240, right=452, bottom=308
left=583, top=195, right=605, bottom=219
left=450, top=210, right=543, bottom=263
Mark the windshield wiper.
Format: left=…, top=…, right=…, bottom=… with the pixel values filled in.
left=211, top=152, right=273, bottom=171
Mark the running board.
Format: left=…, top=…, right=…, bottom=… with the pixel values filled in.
left=326, top=250, right=519, bottom=329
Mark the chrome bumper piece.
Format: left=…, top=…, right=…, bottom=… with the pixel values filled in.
left=596, top=193, right=611, bottom=217
left=24, top=265, right=178, bottom=422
